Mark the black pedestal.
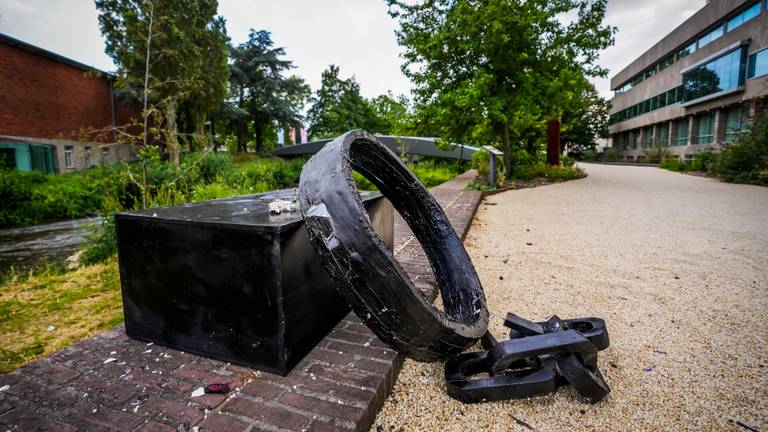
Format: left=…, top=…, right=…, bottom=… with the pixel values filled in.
left=115, top=190, right=393, bottom=376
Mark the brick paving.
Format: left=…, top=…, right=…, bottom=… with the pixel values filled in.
left=0, top=171, right=481, bottom=432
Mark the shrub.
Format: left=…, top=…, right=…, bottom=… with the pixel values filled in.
left=582, top=149, right=598, bottom=162
left=560, top=154, right=575, bottom=167
left=510, top=161, right=585, bottom=181
left=713, top=113, right=768, bottom=186
left=659, top=157, right=688, bottom=172
left=602, top=148, right=620, bottom=162
left=189, top=152, right=234, bottom=184
left=80, top=216, right=117, bottom=266
left=643, top=147, right=671, bottom=164
left=690, top=150, right=718, bottom=172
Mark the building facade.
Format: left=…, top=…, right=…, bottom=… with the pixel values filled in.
left=608, top=0, right=768, bottom=161
left=0, top=33, right=139, bottom=173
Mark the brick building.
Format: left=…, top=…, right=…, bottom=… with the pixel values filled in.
left=608, top=0, right=768, bottom=161
left=0, top=33, right=138, bottom=173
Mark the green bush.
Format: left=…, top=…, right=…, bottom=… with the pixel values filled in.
left=510, top=161, right=585, bottom=181
left=582, top=149, right=598, bottom=162
left=659, top=157, right=688, bottom=172
left=80, top=216, right=117, bottom=266
left=602, top=148, right=620, bottom=162
left=560, top=154, right=575, bottom=167
left=713, top=113, right=768, bottom=186
left=690, top=150, right=718, bottom=172
left=643, top=147, right=670, bottom=164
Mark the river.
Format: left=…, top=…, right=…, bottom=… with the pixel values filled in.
left=0, top=217, right=100, bottom=278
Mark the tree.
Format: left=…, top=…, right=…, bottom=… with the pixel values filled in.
left=561, top=82, right=611, bottom=150
left=229, top=30, right=310, bottom=152
left=96, top=0, right=229, bottom=169
left=369, top=92, right=413, bottom=135
left=306, top=65, right=382, bottom=139
left=386, top=0, right=615, bottom=175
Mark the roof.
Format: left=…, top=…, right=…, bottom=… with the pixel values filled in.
left=0, top=32, right=114, bottom=77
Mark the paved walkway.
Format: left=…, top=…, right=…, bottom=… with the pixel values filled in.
left=374, top=163, right=768, bottom=431
left=0, top=171, right=481, bottom=432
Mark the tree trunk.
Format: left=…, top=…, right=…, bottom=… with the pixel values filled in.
left=502, top=120, right=512, bottom=178
left=236, top=123, right=245, bottom=153
left=165, top=97, right=180, bottom=171
left=526, top=136, right=536, bottom=156
left=193, top=112, right=208, bottom=151
left=211, top=118, right=218, bottom=151
left=254, top=122, right=263, bottom=152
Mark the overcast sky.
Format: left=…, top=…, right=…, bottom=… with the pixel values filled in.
left=0, top=0, right=703, bottom=100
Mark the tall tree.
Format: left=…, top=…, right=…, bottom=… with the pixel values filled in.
left=387, top=0, right=615, bottom=175
left=370, top=92, right=413, bottom=135
left=229, top=30, right=310, bottom=152
left=306, top=65, right=382, bottom=139
left=96, top=0, right=229, bottom=169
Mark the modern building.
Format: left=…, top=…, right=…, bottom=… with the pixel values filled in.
left=0, top=33, right=138, bottom=173
left=608, top=0, right=768, bottom=161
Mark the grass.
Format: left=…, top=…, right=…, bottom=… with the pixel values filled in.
left=0, top=257, right=122, bottom=372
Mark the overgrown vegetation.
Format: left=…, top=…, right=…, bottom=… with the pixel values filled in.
left=0, top=257, right=122, bottom=372
left=658, top=114, right=768, bottom=186
left=469, top=148, right=584, bottom=191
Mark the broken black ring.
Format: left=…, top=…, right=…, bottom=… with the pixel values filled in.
left=298, top=130, right=489, bottom=360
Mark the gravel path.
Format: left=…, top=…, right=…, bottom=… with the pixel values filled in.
left=373, top=163, right=768, bottom=431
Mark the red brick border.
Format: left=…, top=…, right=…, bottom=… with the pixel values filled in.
left=0, top=171, right=481, bottom=432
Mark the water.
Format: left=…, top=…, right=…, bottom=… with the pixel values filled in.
left=0, top=217, right=101, bottom=277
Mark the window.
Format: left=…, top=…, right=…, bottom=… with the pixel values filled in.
left=677, top=42, right=696, bottom=60
left=84, top=147, right=92, bottom=168
left=64, top=145, right=74, bottom=168
left=659, top=56, right=675, bottom=71
left=727, top=2, right=761, bottom=32
left=683, top=48, right=746, bottom=103
left=658, top=123, right=670, bottom=147
left=643, top=127, right=654, bottom=148
left=748, top=48, right=768, bottom=79
left=632, top=130, right=641, bottom=149
left=631, top=74, right=644, bottom=87
left=675, top=119, right=689, bottom=146
left=697, top=113, right=715, bottom=144
left=724, top=106, right=751, bottom=143
left=697, top=25, right=724, bottom=49
left=644, top=66, right=657, bottom=80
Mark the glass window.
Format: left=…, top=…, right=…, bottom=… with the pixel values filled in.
left=724, top=106, right=752, bottom=143
left=675, top=119, right=689, bottom=146
left=677, top=42, right=696, bottom=60
left=727, top=2, right=761, bottom=32
left=633, top=130, right=641, bottom=149
left=659, top=56, right=675, bottom=71
left=697, top=113, right=715, bottom=144
left=84, top=147, right=92, bottom=168
left=698, top=25, right=724, bottom=49
left=102, top=148, right=109, bottom=165
left=64, top=145, right=74, bottom=168
left=748, top=48, right=768, bottom=79
left=645, top=66, right=657, bottom=79
left=644, top=127, right=654, bottom=148
left=659, top=123, right=670, bottom=147
left=683, top=48, right=746, bottom=103
left=631, top=74, right=644, bottom=87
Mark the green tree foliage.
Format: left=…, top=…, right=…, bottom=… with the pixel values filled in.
left=229, top=30, right=310, bottom=152
left=307, top=65, right=382, bottom=139
left=561, top=83, right=611, bottom=150
left=369, top=92, right=414, bottom=135
left=386, top=0, right=615, bottom=175
left=95, top=0, right=229, bottom=167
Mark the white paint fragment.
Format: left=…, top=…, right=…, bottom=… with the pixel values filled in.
left=104, top=358, right=117, bottom=364
left=268, top=199, right=297, bottom=214
left=0, top=385, right=9, bottom=392
left=191, top=387, right=205, bottom=398
left=47, top=325, right=56, bottom=332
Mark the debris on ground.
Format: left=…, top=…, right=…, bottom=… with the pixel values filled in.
left=204, top=383, right=231, bottom=394
left=268, top=199, right=297, bottom=214
left=190, top=387, right=205, bottom=398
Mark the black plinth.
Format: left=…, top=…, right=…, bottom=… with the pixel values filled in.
left=115, top=189, right=393, bottom=376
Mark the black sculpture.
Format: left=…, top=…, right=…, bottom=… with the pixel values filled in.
left=298, top=130, right=489, bottom=360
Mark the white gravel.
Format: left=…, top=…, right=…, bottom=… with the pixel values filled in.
left=373, top=163, right=768, bottom=431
